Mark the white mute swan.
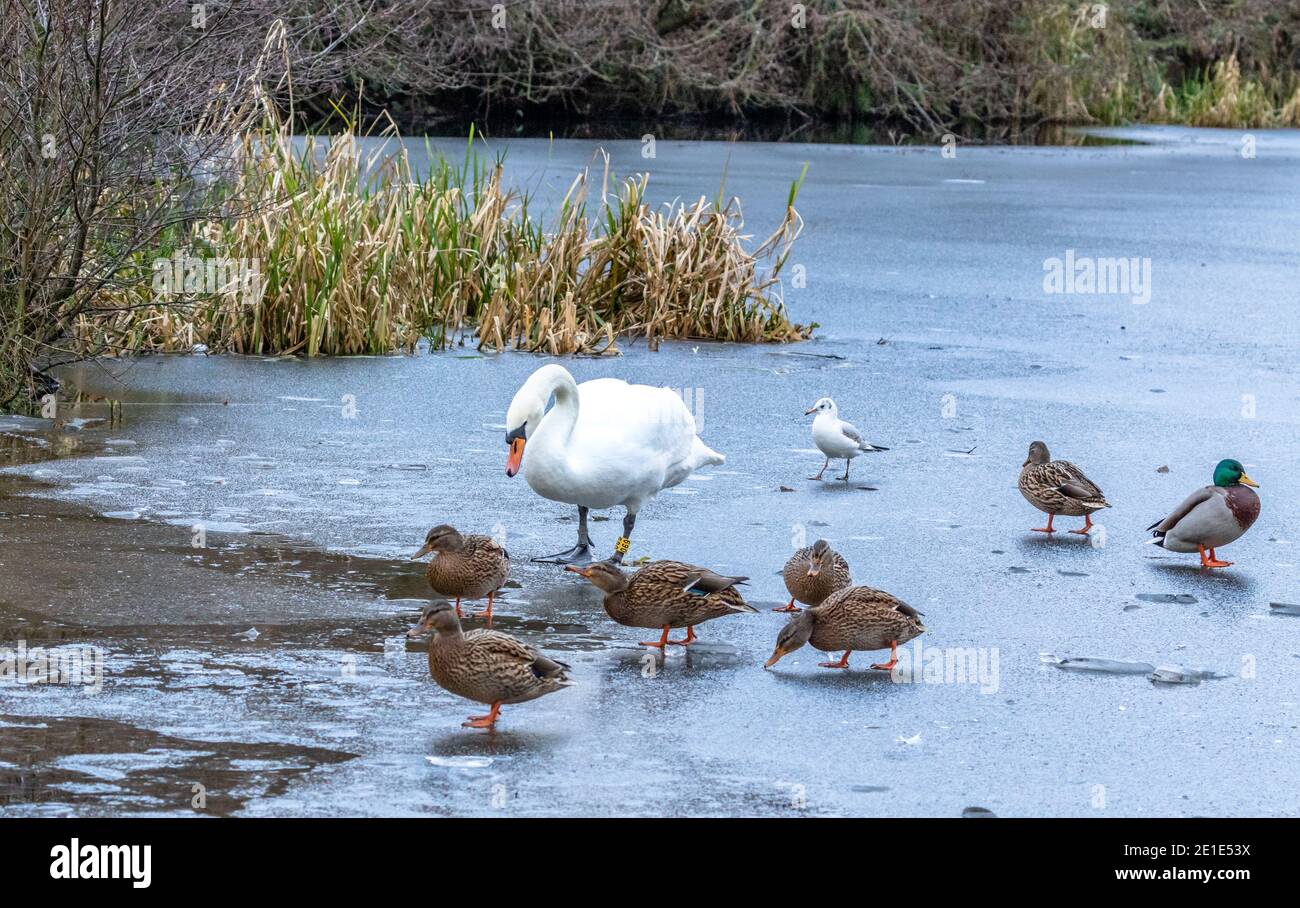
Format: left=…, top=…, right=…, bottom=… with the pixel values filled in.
left=805, top=397, right=887, bottom=481
left=505, top=364, right=724, bottom=563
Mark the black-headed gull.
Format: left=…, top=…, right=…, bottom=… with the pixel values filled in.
left=804, top=397, right=885, bottom=481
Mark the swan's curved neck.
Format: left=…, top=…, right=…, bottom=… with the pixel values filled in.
left=536, top=369, right=580, bottom=440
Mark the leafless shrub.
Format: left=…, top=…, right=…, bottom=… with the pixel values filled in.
left=0, top=1, right=312, bottom=410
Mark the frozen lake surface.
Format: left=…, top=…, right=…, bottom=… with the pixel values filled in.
left=2, top=126, right=1299, bottom=816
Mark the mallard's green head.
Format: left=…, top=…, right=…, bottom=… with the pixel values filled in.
left=1213, top=459, right=1258, bottom=488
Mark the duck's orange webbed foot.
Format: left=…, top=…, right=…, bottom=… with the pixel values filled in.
left=668, top=626, right=697, bottom=646
left=773, top=599, right=801, bottom=613
left=471, top=592, right=495, bottom=626
left=870, top=641, right=900, bottom=672
left=1198, top=545, right=1234, bottom=569
left=1031, top=515, right=1056, bottom=534
left=462, top=702, right=501, bottom=729
left=818, top=651, right=852, bottom=669
left=640, top=626, right=671, bottom=650
left=1069, top=515, right=1094, bottom=535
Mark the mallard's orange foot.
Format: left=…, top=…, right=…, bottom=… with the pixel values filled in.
left=668, top=628, right=697, bottom=646
left=641, top=627, right=671, bottom=649
left=818, top=653, right=851, bottom=669
left=1031, top=527, right=1056, bottom=534
left=870, top=659, right=899, bottom=671
left=463, top=704, right=501, bottom=728
left=1068, top=527, right=1091, bottom=535
left=471, top=609, right=493, bottom=626
left=1204, top=559, right=1233, bottom=569
left=773, top=603, right=801, bottom=613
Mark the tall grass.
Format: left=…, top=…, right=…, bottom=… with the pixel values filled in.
left=1148, top=54, right=1300, bottom=128
left=76, top=108, right=808, bottom=357
left=1025, top=6, right=1300, bottom=131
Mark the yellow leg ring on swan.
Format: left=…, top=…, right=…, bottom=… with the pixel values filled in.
left=614, top=536, right=631, bottom=556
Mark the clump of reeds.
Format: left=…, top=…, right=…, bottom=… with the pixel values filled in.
left=1147, top=54, right=1300, bottom=128
left=76, top=107, right=808, bottom=356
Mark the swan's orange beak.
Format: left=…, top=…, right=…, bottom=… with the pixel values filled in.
left=506, top=437, right=525, bottom=477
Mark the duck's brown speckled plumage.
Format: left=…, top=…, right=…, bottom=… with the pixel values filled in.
left=1018, top=441, right=1109, bottom=517
left=806, top=585, right=926, bottom=653
left=782, top=542, right=851, bottom=607
left=425, top=534, right=508, bottom=599
left=412, top=605, right=572, bottom=714
left=570, top=559, right=756, bottom=631
left=766, top=584, right=926, bottom=670
left=427, top=626, right=571, bottom=706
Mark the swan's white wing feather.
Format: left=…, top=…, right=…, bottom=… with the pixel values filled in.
left=527, top=377, right=721, bottom=510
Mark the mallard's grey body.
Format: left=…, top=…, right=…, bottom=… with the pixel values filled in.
left=1149, top=484, right=1260, bottom=552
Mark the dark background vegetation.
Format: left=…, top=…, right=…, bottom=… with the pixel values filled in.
left=286, top=0, right=1300, bottom=138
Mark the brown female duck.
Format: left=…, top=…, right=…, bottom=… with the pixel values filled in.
left=565, top=560, right=755, bottom=649
left=407, top=602, right=572, bottom=729
left=1018, top=441, right=1110, bottom=535
left=764, top=584, right=925, bottom=671
left=776, top=539, right=851, bottom=612
left=412, top=524, right=509, bottom=625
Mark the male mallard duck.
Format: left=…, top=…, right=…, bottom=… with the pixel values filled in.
left=805, top=397, right=886, bottom=481
left=1147, top=459, right=1260, bottom=569
left=565, top=560, right=755, bottom=649
left=1018, top=441, right=1110, bottom=534
left=407, top=602, right=573, bottom=729
left=775, top=539, right=851, bottom=612
left=411, top=525, right=509, bottom=626
left=764, top=584, right=925, bottom=671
